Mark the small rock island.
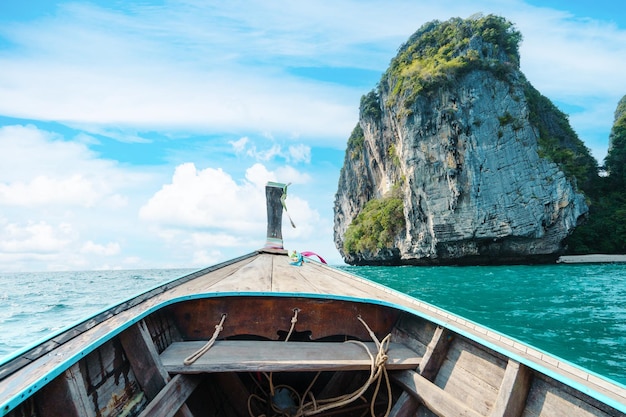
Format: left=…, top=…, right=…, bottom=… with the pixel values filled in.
left=333, top=15, right=596, bottom=266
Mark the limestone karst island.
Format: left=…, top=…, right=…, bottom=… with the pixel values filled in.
left=333, top=14, right=626, bottom=266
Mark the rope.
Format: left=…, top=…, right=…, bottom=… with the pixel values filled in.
left=247, top=315, right=393, bottom=417
left=296, top=317, right=392, bottom=417
left=281, top=183, right=296, bottom=228
left=183, top=314, right=227, bottom=366
left=284, top=308, right=299, bottom=342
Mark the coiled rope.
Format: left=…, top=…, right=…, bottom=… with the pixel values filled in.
left=248, top=315, right=393, bottom=417
left=183, top=313, right=227, bottom=366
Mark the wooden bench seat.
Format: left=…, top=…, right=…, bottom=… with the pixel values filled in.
left=160, top=340, right=421, bottom=373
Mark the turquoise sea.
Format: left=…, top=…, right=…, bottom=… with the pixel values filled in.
left=1, top=263, right=625, bottom=385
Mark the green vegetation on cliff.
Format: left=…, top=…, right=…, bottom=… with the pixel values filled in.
left=524, top=85, right=597, bottom=187
left=383, top=14, right=522, bottom=108
left=360, top=90, right=382, bottom=121
left=376, top=14, right=596, bottom=189
left=343, top=188, right=405, bottom=254
left=566, top=96, right=626, bottom=254
left=605, top=96, right=626, bottom=187
left=347, top=124, right=365, bottom=160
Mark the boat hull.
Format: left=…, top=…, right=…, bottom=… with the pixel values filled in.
left=1, top=252, right=625, bottom=417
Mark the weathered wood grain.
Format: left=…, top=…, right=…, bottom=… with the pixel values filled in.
left=419, top=326, right=453, bottom=381
left=137, top=374, right=201, bottom=417
left=46, top=363, right=96, bottom=417
left=524, top=376, right=623, bottom=417
left=392, top=369, right=483, bottom=417
left=490, top=360, right=531, bottom=417
left=167, top=296, right=400, bottom=342
left=210, top=373, right=252, bottom=417
left=435, top=337, right=506, bottom=415
left=201, top=255, right=273, bottom=293
left=161, top=340, right=421, bottom=373
left=120, top=321, right=170, bottom=399
left=265, top=182, right=284, bottom=246
left=120, top=321, right=196, bottom=417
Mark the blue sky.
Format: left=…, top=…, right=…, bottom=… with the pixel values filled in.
left=0, top=1, right=625, bottom=272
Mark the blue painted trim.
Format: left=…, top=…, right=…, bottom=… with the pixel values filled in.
left=3, top=291, right=626, bottom=415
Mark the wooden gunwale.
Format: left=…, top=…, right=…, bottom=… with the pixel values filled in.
left=1, top=250, right=626, bottom=415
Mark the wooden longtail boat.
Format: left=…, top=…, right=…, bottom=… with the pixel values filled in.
left=1, top=182, right=625, bottom=417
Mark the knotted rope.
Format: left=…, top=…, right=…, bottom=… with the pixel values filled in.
left=183, top=314, right=227, bottom=366
left=285, top=308, right=299, bottom=342
left=295, top=316, right=392, bottom=417
left=248, top=315, right=392, bottom=417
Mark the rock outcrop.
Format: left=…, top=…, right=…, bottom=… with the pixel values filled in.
left=334, top=15, right=591, bottom=265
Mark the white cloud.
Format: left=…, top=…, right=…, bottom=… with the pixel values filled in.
left=0, top=122, right=337, bottom=270
left=244, top=164, right=278, bottom=189
left=0, top=124, right=159, bottom=271
left=232, top=138, right=313, bottom=164
left=230, top=137, right=249, bottom=154
left=1, top=0, right=622, bottom=160
left=192, top=249, right=224, bottom=267
left=0, top=175, right=99, bottom=207
left=516, top=8, right=626, bottom=98
left=0, top=124, right=150, bottom=190
left=0, top=220, right=75, bottom=254
left=138, top=161, right=324, bottom=259
left=139, top=163, right=265, bottom=231
left=1, top=1, right=624, bottom=158
left=288, top=144, right=312, bottom=164
left=80, top=241, right=121, bottom=256
left=248, top=144, right=284, bottom=162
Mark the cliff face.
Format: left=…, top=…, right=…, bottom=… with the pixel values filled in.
left=334, top=15, right=590, bottom=265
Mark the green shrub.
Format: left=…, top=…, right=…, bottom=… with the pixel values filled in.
left=498, top=112, right=514, bottom=126
left=360, top=90, right=382, bottom=121
left=347, top=124, right=365, bottom=160
left=524, top=84, right=597, bottom=188
left=343, top=190, right=405, bottom=254
left=383, top=14, right=522, bottom=106
left=565, top=95, right=626, bottom=254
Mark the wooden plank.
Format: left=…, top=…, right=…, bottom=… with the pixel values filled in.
left=265, top=182, right=285, bottom=247
left=169, top=257, right=257, bottom=294
left=120, top=321, right=170, bottom=399
left=272, top=251, right=397, bottom=296
left=168, top=297, right=401, bottom=343
left=419, top=326, right=453, bottom=381
left=490, top=360, right=531, bottom=417
left=120, top=321, right=195, bottom=417
left=271, top=259, right=327, bottom=293
left=161, top=341, right=421, bottom=373
left=434, top=338, right=504, bottom=415
left=137, top=374, right=202, bottom=417
left=42, top=363, right=97, bottom=417
left=391, top=370, right=483, bottom=417
left=524, top=377, right=620, bottom=417
left=201, top=255, right=273, bottom=293
left=304, top=261, right=392, bottom=299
